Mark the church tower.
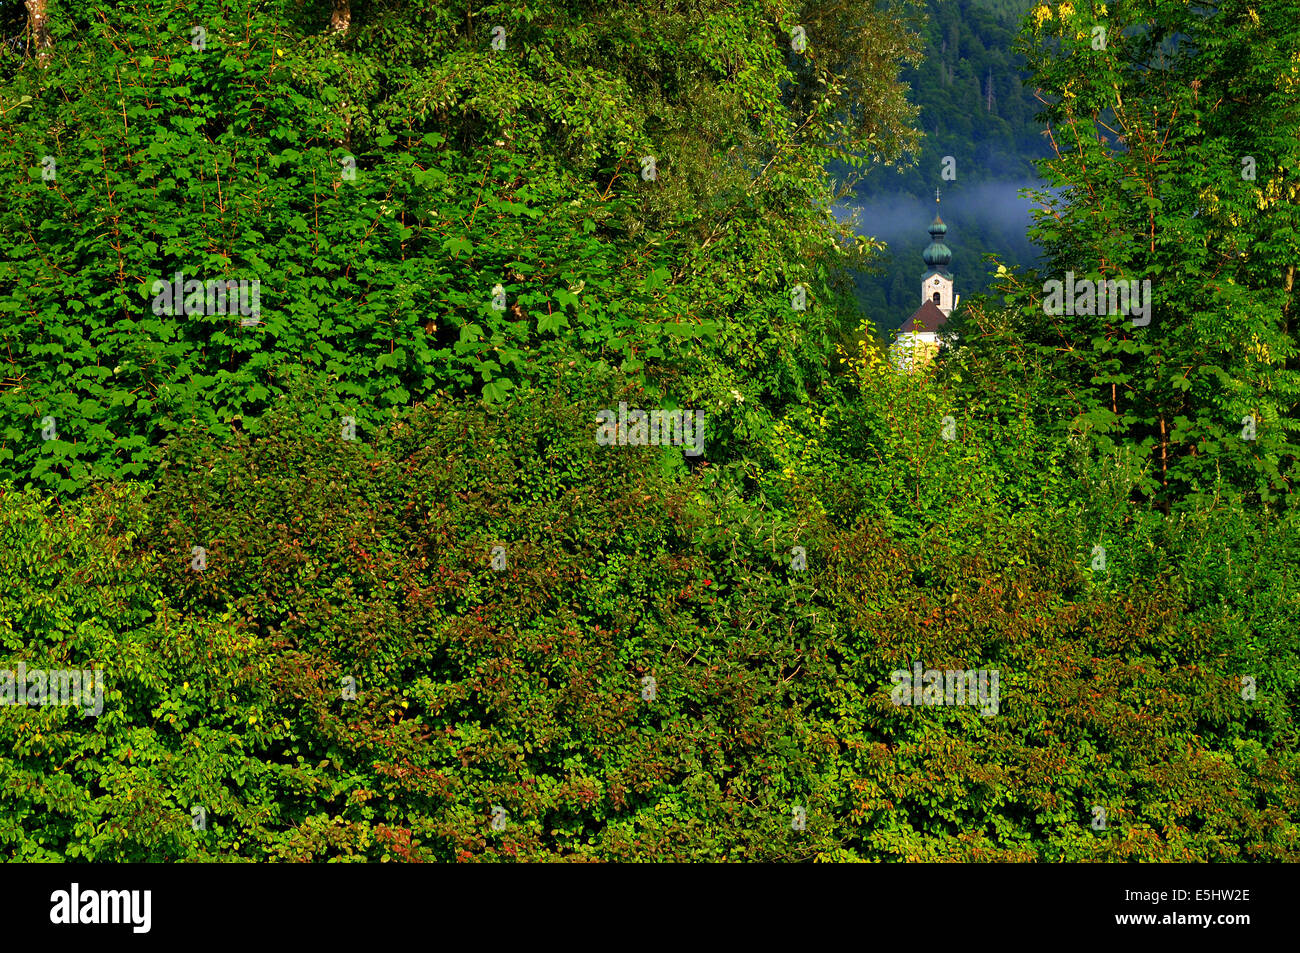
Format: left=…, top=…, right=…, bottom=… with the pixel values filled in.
left=894, top=191, right=957, bottom=372
left=920, top=190, right=954, bottom=317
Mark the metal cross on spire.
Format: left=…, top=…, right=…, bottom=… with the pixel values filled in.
left=935, top=187, right=941, bottom=204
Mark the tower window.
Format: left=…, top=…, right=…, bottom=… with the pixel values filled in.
left=932, top=291, right=941, bottom=304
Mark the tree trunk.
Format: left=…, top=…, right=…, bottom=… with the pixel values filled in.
left=25, top=0, right=52, bottom=65
left=330, top=0, right=351, bottom=34
left=1159, top=414, right=1168, bottom=488
left=1284, top=263, right=1295, bottom=328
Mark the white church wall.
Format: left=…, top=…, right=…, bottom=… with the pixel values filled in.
left=922, top=273, right=953, bottom=316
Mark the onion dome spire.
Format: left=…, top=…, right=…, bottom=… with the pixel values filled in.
left=923, top=188, right=952, bottom=271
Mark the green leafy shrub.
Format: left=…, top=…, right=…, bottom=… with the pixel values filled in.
left=3, top=372, right=1295, bottom=861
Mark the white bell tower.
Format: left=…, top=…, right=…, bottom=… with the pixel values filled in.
left=921, top=189, right=954, bottom=318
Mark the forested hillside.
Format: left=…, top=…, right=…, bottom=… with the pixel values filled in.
left=0, top=0, right=1297, bottom=864
left=843, top=0, right=1050, bottom=331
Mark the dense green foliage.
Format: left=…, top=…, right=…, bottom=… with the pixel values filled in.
left=0, top=0, right=920, bottom=492
left=954, top=0, right=1300, bottom=510
left=1, top=0, right=1297, bottom=863
left=3, top=369, right=1297, bottom=861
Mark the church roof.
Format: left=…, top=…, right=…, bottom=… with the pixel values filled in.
left=900, top=299, right=948, bottom=333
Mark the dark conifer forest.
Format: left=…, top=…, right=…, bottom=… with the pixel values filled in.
left=1, top=0, right=1297, bottom=870
left=844, top=0, right=1051, bottom=330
